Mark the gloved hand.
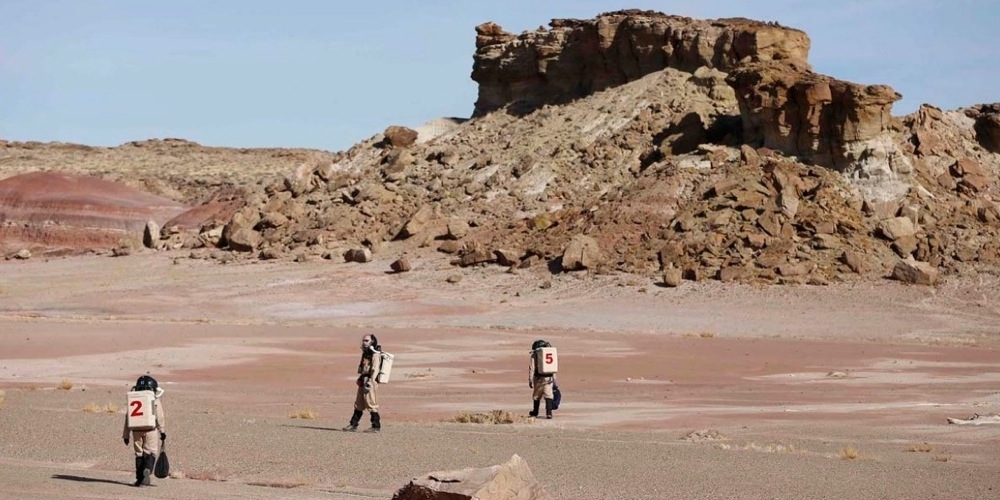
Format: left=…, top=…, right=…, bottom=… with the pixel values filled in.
left=363, top=382, right=372, bottom=393
left=123, top=437, right=129, bottom=446
left=159, top=432, right=166, bottom=441
left=528, top=381, right=534, bottom=389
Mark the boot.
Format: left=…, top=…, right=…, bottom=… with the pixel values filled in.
left=545, top=398, right=553, bottom=419
left=529, top=399, right=540, bottom=417
left=142, top=453, right=155, bottom=485
left=343, top=409, right=362, bottom=431
left=133, top=456, right=144, bottom=487
left=364, top=411, right=381, bottom=433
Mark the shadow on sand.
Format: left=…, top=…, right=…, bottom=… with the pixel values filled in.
left=51, top=474, right=130, bottom=486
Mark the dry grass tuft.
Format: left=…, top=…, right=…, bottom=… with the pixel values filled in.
left=183, top=470, right=225, bottom=482
left=83, top=402, right=101, bottom=413
left=450, top=409, right=526, bottom=425
left=104, top=403, right=119, bottom=413
left=840, top=446, right=860, bottom=460
left=907, top=442, right=933, bottom=453
left=0, top=390, right=6, bottom=409
left=247, top=475, right=314, bottom=489
left=406, top=369, right=435, bottom=379
left=716, top=442, right=796, bottom=453
left=680, top=429, right=727, bottom=442
left=289, top=409, right=317, bottom=420
left=932, top=454, right=950, bottom=462
left=699, top=331, right=716, bottom=338
left=57, top=379, right=74, bottom=391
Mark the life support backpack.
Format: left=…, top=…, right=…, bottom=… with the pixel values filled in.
left=376, top=351, right=395, bottom=383
left=126, top=376, right=159, bottom=431
left=532, top=340, right=558, bottom=376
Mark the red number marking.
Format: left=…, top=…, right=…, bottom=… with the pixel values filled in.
left=545, top=352, right=553, bottom=364
left=130, top=400, right=144, bottom=417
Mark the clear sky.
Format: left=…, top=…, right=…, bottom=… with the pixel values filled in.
left=1, top=1, right=997, bottom=151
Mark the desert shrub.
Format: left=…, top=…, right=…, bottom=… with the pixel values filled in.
left=450, top=409, right=525, bottom=424
left=289, top=409, right=316, bottom=419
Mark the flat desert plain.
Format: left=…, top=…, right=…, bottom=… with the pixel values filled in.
left=1, top=252, right=999, bottom=499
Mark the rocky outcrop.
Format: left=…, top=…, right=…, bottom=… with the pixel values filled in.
left=726, top=62, right=904, bottom=174
left=472, top=10, right=809, bottom=116
left=0, top=172, right=188, bottom=254
left=392, top=454, right=551, bottom=500
left=472, top=9, right=913, bottom=195
left=966, top=103, right=1000, bottom=154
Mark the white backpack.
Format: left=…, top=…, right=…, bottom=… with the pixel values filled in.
left=126, top=390, right=157, bottom=431
left=376, top=351, right=395, bottom=383
left=534, top=346, right=558, bottom=375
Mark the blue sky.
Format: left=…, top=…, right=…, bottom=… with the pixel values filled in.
left=1, top=1, right=997, bottom=151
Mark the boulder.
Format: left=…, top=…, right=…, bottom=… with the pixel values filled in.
left=392, top=454, right=551, bottom=500
left=891, top=258, right=939, bottom=285
left=383, top=125, right=419, bottom=148
left=143, top=221, right=161, bottom=249
left=877, top=217, right=916, bottom=241
left=561, top=235, right=602, bottom=271
left=966, top=103, right=1000, bottom=154
left=398, top=205, right=436, bottom=239
left=344, top=247, right=373, bottom=263
left=662, top=266, right=683, bottom=287
left=390, top=257, right=412, bottom=273
left=446, top=219, right=470, bottom=240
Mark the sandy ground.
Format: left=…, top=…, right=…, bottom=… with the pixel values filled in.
left=1, top=251, right=1000, bottom=499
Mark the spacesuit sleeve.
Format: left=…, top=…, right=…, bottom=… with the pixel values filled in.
left=155, top=400, right=166, bottom=432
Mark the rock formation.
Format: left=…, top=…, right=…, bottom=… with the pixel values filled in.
left=0, top=172, right=188, bottom=254
left=472, top=10, right=809, bottom=116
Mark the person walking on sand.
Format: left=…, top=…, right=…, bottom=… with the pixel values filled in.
left=528, top=339, right=558, bottom=419
left=343, top=334, right=384, bottom=432
left=122, top=374, right=166, bottom=487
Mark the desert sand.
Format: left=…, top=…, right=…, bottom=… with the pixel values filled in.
left=1, top=251, right=999, bottom=499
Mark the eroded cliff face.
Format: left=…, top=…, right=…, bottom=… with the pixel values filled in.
left=471, top=10, right=810, bottom=116
left=471, top=9, right=911, bottom=187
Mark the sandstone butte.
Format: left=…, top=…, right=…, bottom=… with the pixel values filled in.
left=2, top=9, right=1000, bottom=287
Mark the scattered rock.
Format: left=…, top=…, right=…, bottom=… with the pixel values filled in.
left=891, top=258, right=939, bottom=285
left=383, top=125, right=419, bottom=148
left=561, top=235, right=602, bottom=272
left=143, top=220, right=161, bottom=249
left=391, top=257, right=412, bottom=273
left=680, top=429, right=727, bottom=442
left=662, top=267, right=682, bottom=287
left=392, top=454, right=552, bottom=500
left=344, top=247, right=373, bottom=263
